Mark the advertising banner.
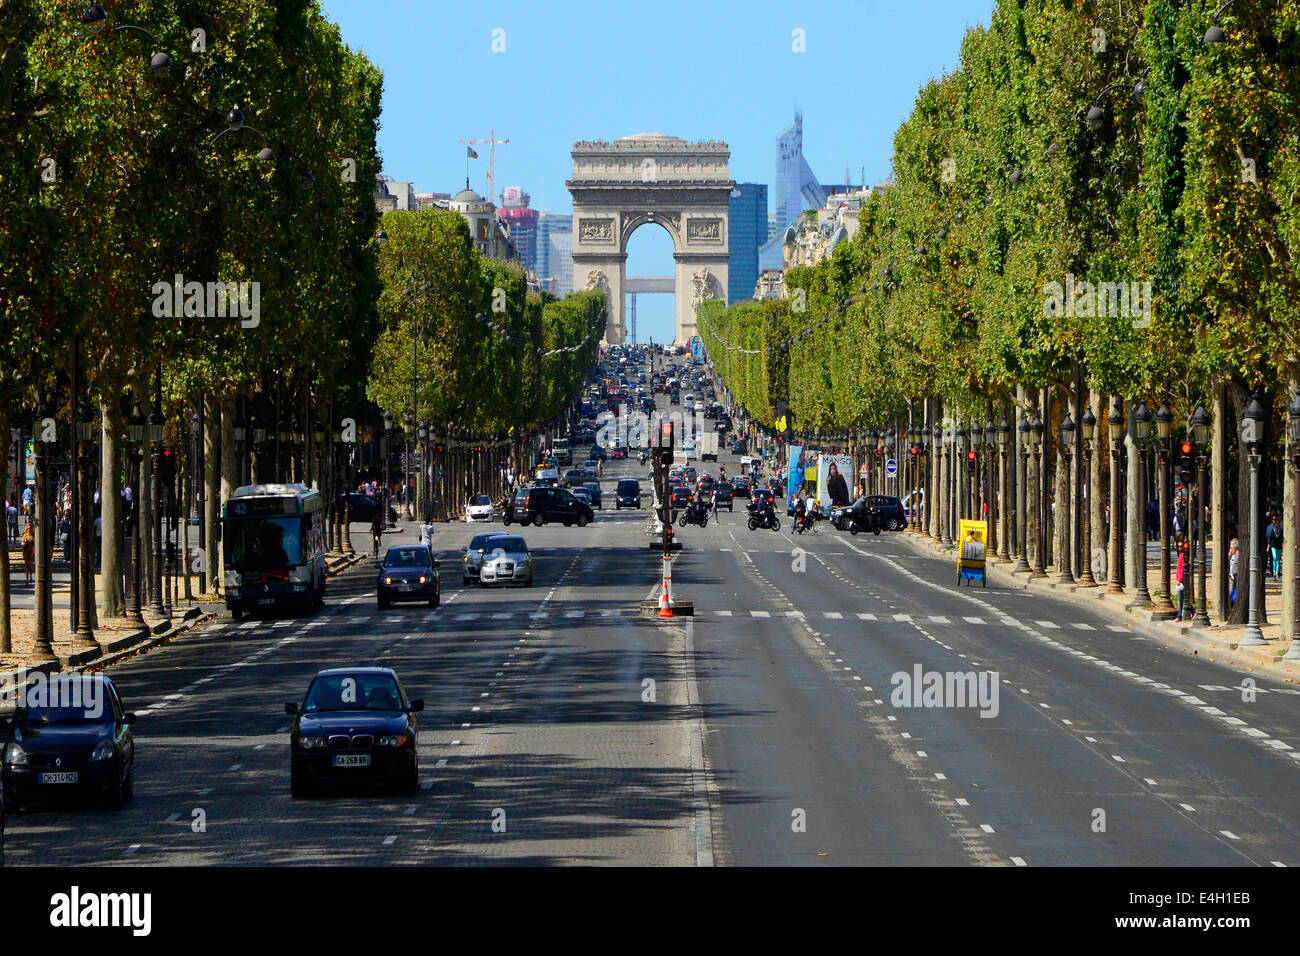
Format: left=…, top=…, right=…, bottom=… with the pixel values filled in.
left=957, top=519, right=988, bottom=586
left=817, top=454, right=853, bottom=512
left=786, top=445, right=803, bottom=504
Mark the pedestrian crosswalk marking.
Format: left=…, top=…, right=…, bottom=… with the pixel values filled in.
left=751, top=610, right=770, bottom=618
left=962, top=616, right=985, bottom=624
left=1070, top=622, right=1095, bottom=630
left=929, top=615, right=950, bottom=624
left=857, top=613, right=877, bottom=621
left=1107, top=624, right=1129, bottom=632
left=824, top=612, right=843, bottom=619
left=1035, top=620, right=1060, bottom=629
left=893, top=613, right=912, bottom=622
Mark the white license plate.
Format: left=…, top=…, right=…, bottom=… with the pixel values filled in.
left=39, top=772, right=79, bottom=784
left=332, top=754, right=370, bottom=767
left=257, top=597, right=275, bottom=605
left=397, top=583, right=413, bottom=591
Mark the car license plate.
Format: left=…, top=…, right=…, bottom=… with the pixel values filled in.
left=257, top=597, right=275, bottom=605
left=397, top=583, right=412, bottom=591
left=39, top=772, right=79, bottom=784
left=332, top=754, right=370, bottom=767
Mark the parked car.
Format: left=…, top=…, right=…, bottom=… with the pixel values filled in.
left=2, top=674, right=136, bottom=810
left=615, top=478, right=643, bottom=509
left=478, top=534, right=534, bottom=588
left=286, top=667, right=422, bottom=797
left=513, top=486, right=595, bottom=528
left=337, top=493, right=398, bottom=526
left=376, top=544, right=439, bottom=608
left=463, top=531, right=508, bottom=583
left=464, top=494, right=495, bottom=523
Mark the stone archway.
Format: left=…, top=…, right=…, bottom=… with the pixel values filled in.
left=567, top=134, right=733, bottom=345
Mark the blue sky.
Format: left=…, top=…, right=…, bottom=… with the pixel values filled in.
left=319, top=0, right=995, bottom=343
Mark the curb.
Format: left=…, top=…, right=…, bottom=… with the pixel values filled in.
left=895, top=530, right=1300, bottom=683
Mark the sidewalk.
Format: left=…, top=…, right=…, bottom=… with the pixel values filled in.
left=0, top=543, right=371, bottom=677
left=897, top=528, right=1300, bottom=683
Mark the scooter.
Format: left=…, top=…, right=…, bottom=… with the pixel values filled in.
left=499, top=496, right=514, bottom=526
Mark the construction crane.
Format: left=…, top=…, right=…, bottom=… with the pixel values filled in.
left=459, top=130, right=509, bottom=203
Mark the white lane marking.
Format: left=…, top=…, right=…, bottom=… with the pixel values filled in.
left=857, top=613, right=877, bottom=620
left=823, top=612, right=843, bottom=620
left=715, top=610, right=732, bottom=617
left=929, top=615, right=950, bottom=624
left=435, top=758, right=448, bottom=767
left=1266, top=740, right=1293, bottom=750
left=383, top=835, right=397, bottom=846
left=1272, top=861, right=1288, bottom=867
left=893, top=613, right=912, bottom=622
left=1035, top=620, right=1060, bottom=629
left=403, top=806, right=417, bottom=816
left=1107, top=624, right=1129, bottom=632
left=1144, top=779, right=1158, bottom=786
left=228, top=763, right=242, bottom=771
left=1070, top=622, right=1095, bottom=630
left=1241, top=727, right=1268, bottom=738
left=1220, top=830, right=1240, bottom=840
left=124, top=844, right=142, bottom=855
left=1011, top=856, right=1028, bottom=867
left=955, top=798, right=969, bottom=807
left=1112, top=755, right=1126, bottom=763
left=980, top=824, right=995, bottom=833
left=962, top=616, right=985, bottom=624
left=916, top=750, right=928, bottom=757
left=934, top=773, right=947, bottom=780
left=165, top=813, right=181, bottom=823
left=1180, top=804, right=1196, bottom=812
left=750, top=611, right=770, bottom=618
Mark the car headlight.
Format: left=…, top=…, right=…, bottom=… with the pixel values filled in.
left=377, top=734, right=409, bottom=748
left=297, top=735, right=328, bottom=750
left=384, top=576, right=393, bottom=584
left=4, top=742, right=27, bottom=766
left=418, top=575, right=427, bottom=584
left=90, top=739, right=115, bottom=762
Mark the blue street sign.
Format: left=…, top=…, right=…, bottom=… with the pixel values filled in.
left=885, top=458, right=898, bottom=478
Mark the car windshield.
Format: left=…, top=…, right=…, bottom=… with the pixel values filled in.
left=20, top=678, right=112, bottom=724
left=486, top=537, right=526, bottom=554
left=303, top=673, right=403, bottom=713
left=470, top=495, right=491, bottom=506
left=224, top=516, right=302, bottom=570
left=384, top=547, right=431, bottom=568
left=618, top=480, right=638, bottom=492
left=470, top=534, right=504, bottom=550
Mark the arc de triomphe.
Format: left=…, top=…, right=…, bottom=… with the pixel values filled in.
left=567, top=134, right=733, bottom=345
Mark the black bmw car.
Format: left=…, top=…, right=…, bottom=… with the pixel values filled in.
left=376, top=544, right=439, bottom=608
left=2, top=674, right=136, bottom=810
left=286, top=667, right=423, bottom=797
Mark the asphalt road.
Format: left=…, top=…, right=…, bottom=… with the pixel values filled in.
left=7, top=357, right=1299, bottom=866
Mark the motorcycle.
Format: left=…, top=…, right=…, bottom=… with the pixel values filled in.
left=793, top=508, right=826, bottom=535
left=499, top=496, right=514, bottom=526
left=746, top=505, right=781, bottom=532
left=678, top=501, right=709, bottom=528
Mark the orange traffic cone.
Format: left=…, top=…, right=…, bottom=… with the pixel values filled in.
left=658, top=583, right=673, bottom=618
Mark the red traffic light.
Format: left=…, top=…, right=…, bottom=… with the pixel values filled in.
left=967, top=450, right=977, bottom=461
left=909, top=447, right=918, bottom=456
left=1180, top=441, right=1192, bottom=455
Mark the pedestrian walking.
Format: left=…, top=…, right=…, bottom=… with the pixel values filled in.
left=418, top=513, right=435, bottom=548
left=1266, top=514, right=1282, bottom=579
left=1175, top=541, right=1189, bottom=621
left=21, top=521, right=35, bottom=586
left=5, top=499, right=17, bottom=544
left=1228, top=538, right=1240, bottom=606
left=370, top=507, right=383, bottom=557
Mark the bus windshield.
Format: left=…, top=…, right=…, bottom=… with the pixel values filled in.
left=225, top=516, right=303, bottom=570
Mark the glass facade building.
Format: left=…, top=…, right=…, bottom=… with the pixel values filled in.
left=728, top=183, right=768, bottom=304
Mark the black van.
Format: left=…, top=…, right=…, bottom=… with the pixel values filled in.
left=615, top=478, right=642, bottom=510
left=514, top=486, right=595, bottom=528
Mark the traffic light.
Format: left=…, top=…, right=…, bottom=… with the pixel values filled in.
left=967, top=449, right=977, bottom=472
left=1179, top=440, right=1194, bottom=480
left=159, top=446, right=176, bottom=486
left=657, top=421, right=674, bottom=468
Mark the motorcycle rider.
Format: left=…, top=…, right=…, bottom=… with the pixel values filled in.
left=793, top=495, right=808, bottom=533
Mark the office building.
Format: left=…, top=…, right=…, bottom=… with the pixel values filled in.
left=728, top=183, right=767, bottom=304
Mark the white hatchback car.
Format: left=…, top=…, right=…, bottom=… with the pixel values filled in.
left=465, top=494, right=495, bottom=522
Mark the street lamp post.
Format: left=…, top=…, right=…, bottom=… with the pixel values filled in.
left=1108, top=399, right=1126, bottom=594
left=1240, top=395, right=1267, bottom=646
left=30, top=401, right=56, bottom=661
left=1029, top=416, right=1046, bottom=577
left=1154, top=400, right=1176, bottom=614
left=382, top=410, right=393, bottom=530
left=418, top=422, right=429, bottom=522
left=1077, top=408, right=1098, bottom=586
left=920, top=424, right=931, bottom=532
left=403, top=416, right=414, bottom=520
left=72, top=400, right=96, bottom=643
left=1132, top=401, right=1153, bottom=606
left=1057, top=412, right=1076, bottom=585
left=1191, top=402, right=1212, bottom=627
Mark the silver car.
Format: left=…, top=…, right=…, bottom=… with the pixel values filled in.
left=463, top=531, right=508, bottom=584
left=478, top=535, right=534, bottom=588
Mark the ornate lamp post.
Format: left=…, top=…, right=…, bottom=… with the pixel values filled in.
left=1154, top=400, right=1176, bottom=613
left=1132, top=401, right=1153, bottom=605
left=233, top=408, right=247, bottom=488
left=941, top=423, right=954, bottom=546
left=920, top=424, right=931, bottom=532
left=403, top=415, right=414, bottom=520
left=417, top=421, right=429, bottom=522
left=381, top=409, right=393, bottom=529
left=1285, top=389, right=1300, bottom=659
left=71, top=401, right=96, bottom=642
left=1029, top=416, right=1046, bottom=577
left=983, top=417, right=996, bottom=549
left=1240, top=395, right=1267, bottom=646
left=1057, top=412, right=1076, bottom=584
left=1108, top=398, right=1126, bottom=594
left=1077, top=407, right=1098, bottom=586
left=1190, top=401, right=1212, bottom=627
left=125, top=403, right=146, bottom=625
left=250, top=413, right=267, bottom=484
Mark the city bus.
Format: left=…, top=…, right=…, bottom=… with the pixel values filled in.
left=222, top=483, right=327, bottom=619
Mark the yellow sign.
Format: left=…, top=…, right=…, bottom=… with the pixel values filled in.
left=775, top=415, right=787, bottom=432
left=957, top=519, right=988, bottom=585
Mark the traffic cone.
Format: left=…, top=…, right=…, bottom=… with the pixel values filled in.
left=658, top=582, right=673, bottom=618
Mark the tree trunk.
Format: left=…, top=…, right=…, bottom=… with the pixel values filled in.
left=1125, top=399, right=1141, bottom=590
left=1088, top=392, right=1105, bottom=580
left=0, top=407, right=10, bottom=653
left=204, top=395, right=220, bottom=597
left=1283, top=367, right=1299, bottom=639
left=1212, top=384, right=1229, bottom=622
left=140, top=387, right=155, bottom=609
left=99, top=380, right=125, bottom=619
left=220, top=393, right=237, bottom=595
